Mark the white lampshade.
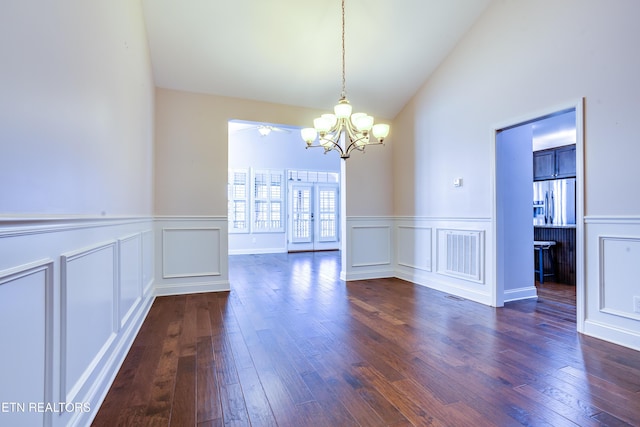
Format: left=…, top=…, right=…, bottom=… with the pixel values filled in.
left=321, top=113, right=338, bottom=129
left=353, top=114, right=374, bottom=132
left=301, top=127, right=318, bottom=143
left=334, top=102, right=352, bottom=118
left=350, top=112, right=366, bottom=128
left=313, top=117, right=331, bottom=133
left=372, top=123, right=390, bottom=139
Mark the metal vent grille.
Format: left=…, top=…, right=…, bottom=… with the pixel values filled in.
left=443, top=230, right=482, bottom=282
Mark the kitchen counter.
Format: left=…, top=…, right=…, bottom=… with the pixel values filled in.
left=534, top=226, right=576, bottom=285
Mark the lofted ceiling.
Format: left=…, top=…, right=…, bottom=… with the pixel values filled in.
left=142, top=0, right=492, bottom=120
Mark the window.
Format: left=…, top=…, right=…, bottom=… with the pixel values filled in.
left=252, top=169, right=284, bottom=232
left=228, top=169, right=249, bottom=233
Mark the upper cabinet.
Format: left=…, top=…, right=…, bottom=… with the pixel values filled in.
left=533, top=145, right=576, bottom=181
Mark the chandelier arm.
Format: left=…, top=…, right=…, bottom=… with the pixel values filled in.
left=307, top=127, right=346, bottom=156
left=305, top=142, right=345, bottom=156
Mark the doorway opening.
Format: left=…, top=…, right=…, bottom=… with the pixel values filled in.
left=494, top=99, right=584, bottom=330
left=227, top=119, right=341, bottom=255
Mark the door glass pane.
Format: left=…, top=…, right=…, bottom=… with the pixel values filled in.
left=319, top=189, right=336, bottom=239
left=292, top=188, right=311, bottom=241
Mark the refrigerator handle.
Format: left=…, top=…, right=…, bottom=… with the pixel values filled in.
left=550, top=190, right=555, bottom=224
left=544, top=191, right=549, bottom=224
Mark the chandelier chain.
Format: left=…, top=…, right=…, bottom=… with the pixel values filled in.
left=299, top=0, right=390, bottom=159
left=341, top=0, right=346, bottom=99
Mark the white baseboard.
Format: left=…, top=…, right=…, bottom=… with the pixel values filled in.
left=583, top=319, right=640, bottom=352
left=503, top=286, right=538, bottom=303
left=155, top=279, right=230, bottom=296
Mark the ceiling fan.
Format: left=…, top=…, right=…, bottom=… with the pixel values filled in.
left=238, top=124, right=292, bottom=137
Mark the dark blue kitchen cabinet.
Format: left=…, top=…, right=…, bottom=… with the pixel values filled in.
left=533, top=145, right=576, bottom=181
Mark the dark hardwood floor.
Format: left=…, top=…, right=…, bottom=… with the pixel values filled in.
left=535, top=280, right=576, bottom=306
left=93, top=251, right=640, bottom=426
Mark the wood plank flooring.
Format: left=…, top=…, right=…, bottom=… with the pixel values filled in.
left=535, top=280, right=576, bottom=306
left=93, top=251, right=640, bottom=426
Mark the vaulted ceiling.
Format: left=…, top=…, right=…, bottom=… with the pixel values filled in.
left=142, top=0, right=492, bottom=119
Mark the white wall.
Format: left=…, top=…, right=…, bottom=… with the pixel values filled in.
left=0, top=1, right=153, bottom=216
left=0, top=1, right=155, bottom=425
left=392, top=0, right=640, bottom=350
left=496, top=124, right=535, bottom=303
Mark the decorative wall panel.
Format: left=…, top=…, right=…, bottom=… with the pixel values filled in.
left=0, top=217, right=154, bottom=426
left=154, top=217, right=229, bottom=295
left=142, top=229, right=154, bottom=295
left=599, top=236, right=640, bottom=321
left=119, top=233, right=142, bottom=328
left=162, top=227, right=221, bottom=278
left=351, top=225, right=391, bottom=267
left=61, top=242, right=117, bottom=403
left=393, top=218, right=493, bottom=306
left=584, top=216, right=640, bottom=351
left=397, top=226, right=432, bottom=272
left=0, top=260, right=53, bottom=427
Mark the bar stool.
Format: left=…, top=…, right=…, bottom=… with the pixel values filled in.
left=534, top=240, right=556, bottom=283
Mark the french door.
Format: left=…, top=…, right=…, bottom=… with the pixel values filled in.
left=287, top=182, right=340, bottom=252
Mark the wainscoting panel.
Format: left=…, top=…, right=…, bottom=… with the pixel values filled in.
left=342, top=217, right=394, bottom=281
left=142, top=229, right=154, bottom=296
left=351, top=226, right=391, bottom=267
left=396, top=225, right=432, bottom=272
left=585, top=217, right=640, bottom=351
left=119, top=233, right=143, bottom=329
left=61, top=242, right=117, bottom=403
left=394, top=217, right=493, bottom=306
left=0, top=217, right=154, bottom=427
left=162, top=228, right=221, bottom=278
left=599, top=236, right=640, bottom=321
left=155, top=217, right=229, bottom=295
left=0, top=260, right=53, bottom=427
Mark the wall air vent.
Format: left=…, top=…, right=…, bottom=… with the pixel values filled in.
left=438, top=229, right=484, bottom=283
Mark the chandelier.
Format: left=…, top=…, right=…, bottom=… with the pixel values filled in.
left=300, top=0, right=390, bottom=159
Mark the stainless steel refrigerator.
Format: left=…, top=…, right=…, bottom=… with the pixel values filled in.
left=533, top=178, right=576, bottom=226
